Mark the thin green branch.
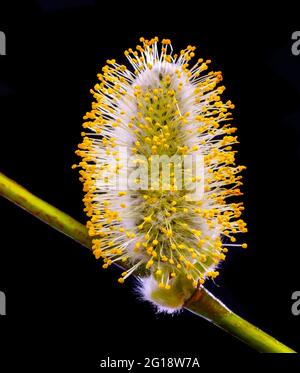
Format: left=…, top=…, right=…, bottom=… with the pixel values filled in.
left=0, top=171, right=296, bottom=353
left=0, top=172, right=91, bottom=249
left=185, top=288, right=295, bottom=353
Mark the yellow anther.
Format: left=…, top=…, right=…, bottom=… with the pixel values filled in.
left=146, top=260, right=154, bottom=269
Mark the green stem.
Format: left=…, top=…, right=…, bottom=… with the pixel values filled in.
left=185, top=287, right=296, bottom=353
left=0, top=172, right=296, bottom=353
left=0, top=172, right=91, bottom=249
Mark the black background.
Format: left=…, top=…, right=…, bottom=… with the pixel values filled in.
left=0, top=1, right=300, bottom=369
